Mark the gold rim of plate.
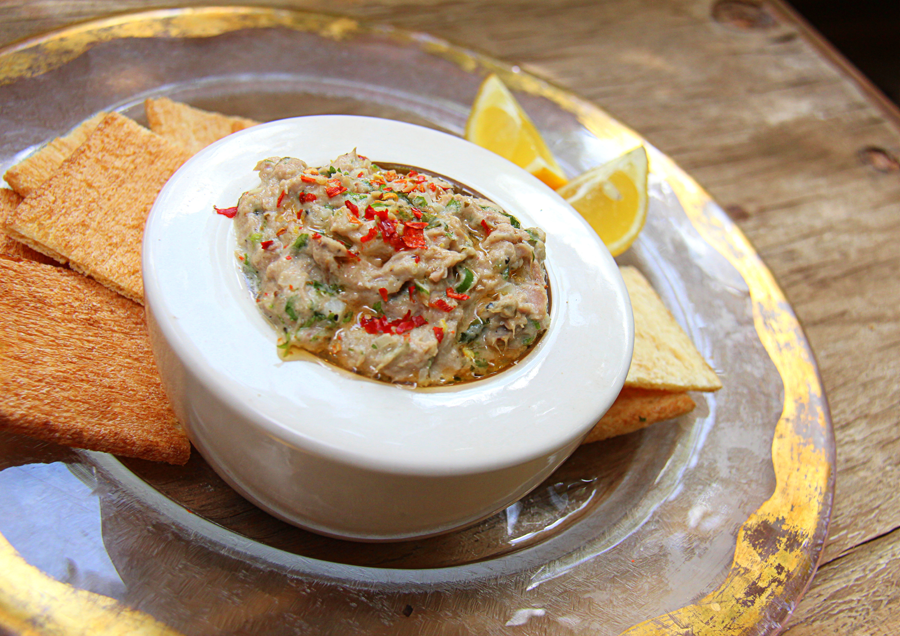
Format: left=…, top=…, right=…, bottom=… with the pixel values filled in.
left=0, top=6, right=834, bottom=635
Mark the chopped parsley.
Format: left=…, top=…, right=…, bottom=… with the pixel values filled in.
left=306, top=280, right=343, bottom=295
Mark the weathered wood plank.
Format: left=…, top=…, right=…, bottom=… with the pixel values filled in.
left=1, top=1, right=899, bottom=633
left=783, top=529, right=900, bottom=635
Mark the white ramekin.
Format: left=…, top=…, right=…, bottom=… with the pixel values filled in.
left=143, top=116, right=633, bottom=541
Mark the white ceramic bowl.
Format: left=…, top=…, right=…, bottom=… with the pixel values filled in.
left=143, top=115, right=633, bottom=541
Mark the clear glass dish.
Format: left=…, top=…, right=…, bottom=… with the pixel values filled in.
left=0, top=7, right=834, bottom=635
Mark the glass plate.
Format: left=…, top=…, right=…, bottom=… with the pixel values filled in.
left=0, top=7, right=834, bottom=635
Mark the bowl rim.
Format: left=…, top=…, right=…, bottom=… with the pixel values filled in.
left=143, top=115, right=633, bottom=476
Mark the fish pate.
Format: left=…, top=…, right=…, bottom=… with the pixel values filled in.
left=226, top=151, right=550, bottom=386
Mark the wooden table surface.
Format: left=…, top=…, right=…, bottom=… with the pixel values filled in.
left=2, top=1, right=898, bottom=634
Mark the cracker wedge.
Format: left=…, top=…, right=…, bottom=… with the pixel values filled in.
left=0, top=189, right=57, bottom=265
left=5, top=112, right=193, bottom=303
left=0, top=258, right=190, bottom=465
left=623, top=266, right=722, bottom=391
left=145, top=97, right=258, bottom=155
left=3, top=112, right=106, bottom=198
left=582, top=388, right=696, bottom=444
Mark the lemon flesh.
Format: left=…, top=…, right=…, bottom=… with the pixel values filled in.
left=557, top=146, right=648, bottom=257
left=465, top=74, right=568, bottom=189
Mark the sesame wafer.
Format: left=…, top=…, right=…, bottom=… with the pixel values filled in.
left=3, top=112, right=106, bottom=198
left=145, top=96, right=258, bottom=155
left=0, top=258, right=189, bottom=464
left=623, top=265, right=722, bottom=392
left=5, top=112, right=193, bottom=303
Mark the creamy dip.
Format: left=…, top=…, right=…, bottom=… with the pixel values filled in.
left=229, top=151, right=550, bottom=386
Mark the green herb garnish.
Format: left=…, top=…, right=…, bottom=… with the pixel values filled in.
left=241, top=253, right=256, bottom=275
left=306, top=280, right=343, bottom=295
left=458, top=318, right=485, bottom=344
left=455, top=268, right=475, bottom=293
left=284, top=298, right=299, bottom=322
left=500, top=211, right=521, bottom=228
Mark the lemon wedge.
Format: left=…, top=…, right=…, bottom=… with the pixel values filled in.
left=557, top=146, right=648, bottom=257
left=465, top=74, right=568, bottom=189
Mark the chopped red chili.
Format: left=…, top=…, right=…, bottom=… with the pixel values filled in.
left=214, top=205, right=238, bottom=218
left=299, top=193, right=317, bottom=203
left=378, top=218, right=398, bottom=237
left=359, top=315, right=388, bottom=334
left=344, top=202, right=360, bottom=223
left=428, top=183, right=437, bottom=192
left=401, top=224, right=426, bottom=250
left=393, top=315, right=424, bottom=335
left=364, top=205, right=376, bottom=221
left=326, top=181, right=347, bottom=198
left=386, top=236, right=406, bottom=251
left=378, top=287, right=389, bottom=303
left=408, top=285, right=416, bottom=302
left=480, top=219, right=493, bottom=236
left=430, top=299, right=455, bottom=313
left=300, top=175, right=317, bottom=184
left=312, top=232, right=322, bottom=240
left=378, top=218, right=406, bottom=251
left=277, top=191, right=286, bottom=207
left=412, top=208, right=423, bottom=220
left=260, top=240, right=274, bottom=250
left=360, top=311, right=427, bottom=335
left=360, top=227, right=378, bottom=243
left=446, top=287, right=470, bottom=301
left=433, top=326, right=444, bottom=343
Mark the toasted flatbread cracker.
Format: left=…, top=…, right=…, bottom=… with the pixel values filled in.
left=145, top=97, right=258, bottom=155
left=582, top=388, right=696, bottom=444
left=622, top=266, right=722, bottom=392
left=5, top=112, right=193, bottom=303
left=0, top=258, right=190, bottom=464
left=0, top=189, right=57, bottom=265
left=3, top=112, right=107, bottom=198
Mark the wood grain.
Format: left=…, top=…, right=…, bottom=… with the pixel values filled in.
left=783, top=529, right=900, bottom=635
left=1, top=0, right=899, bottom=633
